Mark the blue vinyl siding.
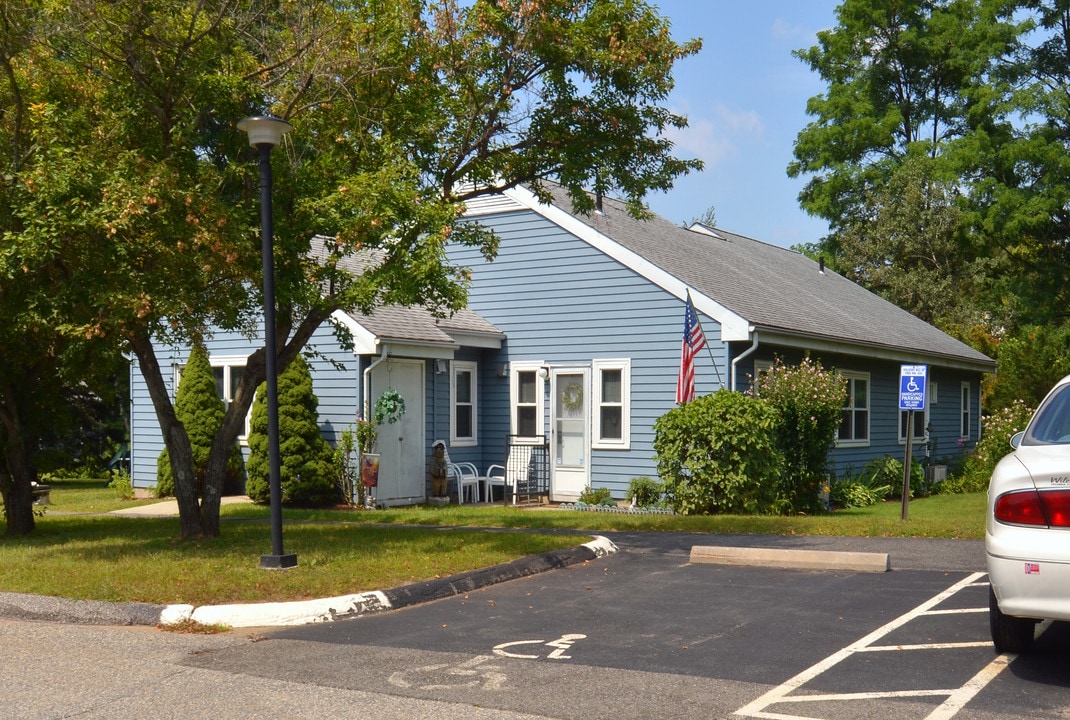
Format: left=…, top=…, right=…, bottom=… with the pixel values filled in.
left=731, top=348, right=982, bottom=479
left=450, top=210, right=728, bottom=497
left=129, top=322, right=360, bottom=492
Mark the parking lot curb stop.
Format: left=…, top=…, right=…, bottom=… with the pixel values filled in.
left=690, top=545, right=890, bottom=573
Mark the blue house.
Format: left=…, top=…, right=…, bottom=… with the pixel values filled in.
left=129, top=183, right=996, bottom=504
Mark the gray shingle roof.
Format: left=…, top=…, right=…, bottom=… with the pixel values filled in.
left=307, top=236, right=503, bottom=347
left=535, top=183, right=994, bottom=370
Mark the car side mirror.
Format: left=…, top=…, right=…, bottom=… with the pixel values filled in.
left=1010, top=431, right=1024, bottom=449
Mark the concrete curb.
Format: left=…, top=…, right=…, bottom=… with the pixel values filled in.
left=690, top=544, right=890, bottom=573
left=159, top=535, right=618, bottom=629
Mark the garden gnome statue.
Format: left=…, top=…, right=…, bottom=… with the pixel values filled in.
left=430, top=440, right=449, bottom=498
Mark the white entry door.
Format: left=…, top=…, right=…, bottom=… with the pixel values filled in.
left=550, top=368, right=590, bottom=502
left=369, top=359, right=425, bottom=506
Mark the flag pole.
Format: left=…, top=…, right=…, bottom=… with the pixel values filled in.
left=688, top=291, right=723, bottom=389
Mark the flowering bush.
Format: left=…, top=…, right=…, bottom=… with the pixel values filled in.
left=756, top=357, right=847, bottom=514
left=951, top=399, right=1034, bottom=493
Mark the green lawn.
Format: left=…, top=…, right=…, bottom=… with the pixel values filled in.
left=0, top=478, right=985, bottom=607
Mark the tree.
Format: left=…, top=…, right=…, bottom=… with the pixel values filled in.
left=6, top=0, right=702, bottom=537
left=246, top=355, right=336, bottom=507
left=789, top=0, right=1020, bottom=257
left=837, top=156, right=992, bottom=332
left=156, top=344, right=244, bottom=498
left=685, top=205, right=717, bottom=229
left=0, top=0, right=132, bottom=534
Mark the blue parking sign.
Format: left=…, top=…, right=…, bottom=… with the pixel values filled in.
left=899, top=365, right=928, bottom=411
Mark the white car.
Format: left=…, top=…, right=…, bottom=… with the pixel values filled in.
left=986, top=374, right=1070, bottom=652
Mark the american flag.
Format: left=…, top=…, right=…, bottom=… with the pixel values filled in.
left=676, top=293, right=707, bottom=404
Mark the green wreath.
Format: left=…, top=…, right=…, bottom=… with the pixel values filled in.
left=561, top=383, right=584, bottom=411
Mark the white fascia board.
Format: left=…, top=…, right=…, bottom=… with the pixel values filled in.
left=501, top=186, right=752, bottom=341
left=330, top=310, right=378, bottom=355
left=446, top=330, right=503, bottom=350
left=329, top=310, right=459, bottom=360
left=756, top=328, right=996, bottom=373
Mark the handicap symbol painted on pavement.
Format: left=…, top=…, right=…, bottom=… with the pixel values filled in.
left=493, top=634, right=587, bottom=660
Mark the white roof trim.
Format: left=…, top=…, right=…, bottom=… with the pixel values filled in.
left=330, top=309, right=468, bottom=358
left=501, top=185, right=753, bottom=341
left=756, top=328, right=996, bottom=373
left=330, top=310, right=377, bottom=355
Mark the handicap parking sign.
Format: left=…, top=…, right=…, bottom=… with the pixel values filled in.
left=899, top=365, right=928, bottom=411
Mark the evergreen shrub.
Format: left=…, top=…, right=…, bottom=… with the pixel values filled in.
left=156, top=344, right=244, bottom=498
left=246, top=355, right=338, bottom=507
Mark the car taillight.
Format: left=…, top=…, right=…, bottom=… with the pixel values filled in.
left=995, top=489, right=1070, bottom=528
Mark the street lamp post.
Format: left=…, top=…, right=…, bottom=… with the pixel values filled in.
left=238, top=115, right=297, bottom=570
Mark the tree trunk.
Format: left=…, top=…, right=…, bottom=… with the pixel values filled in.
left=128, top=332, right=205, bottom=538
left=0, top=400, right=36, bottom=536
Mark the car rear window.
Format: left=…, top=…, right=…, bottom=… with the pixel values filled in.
left=1024, top=384, right=1070, bottom=445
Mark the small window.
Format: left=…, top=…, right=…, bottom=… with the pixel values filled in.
left=451, top=361, right=477, bottom=446
left=751, top=359, right=773, bottom=394
left=837, top=372, right=870, bottom=446
left=960, top=382, right=971, bottom=439
left=593, top=359, right=630, bottom=449
left=511, top=363, right=545, bottom=440
left=899, top=408, right=928, bottom=444
left=178, top=355, right=250, bottom=440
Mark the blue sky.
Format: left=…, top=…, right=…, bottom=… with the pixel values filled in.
left=640, top=1, right=840, bottom=248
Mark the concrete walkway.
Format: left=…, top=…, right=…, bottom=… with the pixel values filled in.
left=108, top=495, right=253, bottom=517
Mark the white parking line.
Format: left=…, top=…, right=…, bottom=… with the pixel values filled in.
left=735, top=572, right=1008, bottom=720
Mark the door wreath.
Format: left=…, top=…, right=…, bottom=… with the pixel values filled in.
left=561, top=383, right=584, bottom=411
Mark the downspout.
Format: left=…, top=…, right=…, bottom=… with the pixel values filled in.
left=362, top=344, right=390, bottom=417
left=730, top=329, right=759, bottom=392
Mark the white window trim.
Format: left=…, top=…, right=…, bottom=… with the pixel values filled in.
left=899, top=407, right=929, bottom=445
left=175, top=354, right=252, bottom=442
left=592, top=359, right=631, bottom=449
left=510, top=361, right=546, bottom=442
left=960, top=381, right=971, bottom=439
left=836, top=370, right=871, bottom=448
left=450, top=361, right=478, bottom=447
left=752, top=359, right=773, bottom=394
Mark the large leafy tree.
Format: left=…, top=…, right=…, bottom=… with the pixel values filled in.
left=3, top=0, right=702, bottom=537
left=789, top=0, right=1020, bottom=253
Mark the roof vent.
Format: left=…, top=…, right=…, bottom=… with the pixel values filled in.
left=819, top=256, right=825, bottom=274
left=595, top=190, right=604, bottom=214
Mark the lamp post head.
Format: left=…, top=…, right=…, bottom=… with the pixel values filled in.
left=237, top=115, right=292, bottom=148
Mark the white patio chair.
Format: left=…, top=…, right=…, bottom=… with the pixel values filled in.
left=449, top=463, right=483, bottom=504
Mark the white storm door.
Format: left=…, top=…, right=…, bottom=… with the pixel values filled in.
left=550, top=368, right=590, bottom=501
left=370, top=359, right=425, bottom=504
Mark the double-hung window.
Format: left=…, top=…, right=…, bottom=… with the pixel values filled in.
left=592, top=359, right=630, bottom=449
left=511, top=362, right=545, bottom=440
left=837, top=372, right=870, bottom=446
left=451, top=361, right=477, bottom=447
left=960, top=382, right=972, bottom=439
left=176, top=355, right=250, bottom=440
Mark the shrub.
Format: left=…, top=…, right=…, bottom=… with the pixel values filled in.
left=156, top=344, right=245, bottom=498
left=858, top=455, right=924, bottom=500
left=627, top=477, right=663, bottom=507
left=107, top=469, right=134, bottom=500
left=756, top=356, right=847, bottom=514
left=654, top=389, right=782, bottom=515
left=830, top=479, right=885, bottom=509
left=579, top=486, right=614, bottom=506
left=331, top=427, right=361, bottom=507
left=246, top=355, right=338, bottom=507
left=953, top=400, right=1034, bottom=493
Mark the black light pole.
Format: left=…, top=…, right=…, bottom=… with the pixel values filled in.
left=238, top=115, right=297, bottom=570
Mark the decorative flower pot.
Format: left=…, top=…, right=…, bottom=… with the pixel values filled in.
left=360, top=453, right=380, bottom=487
